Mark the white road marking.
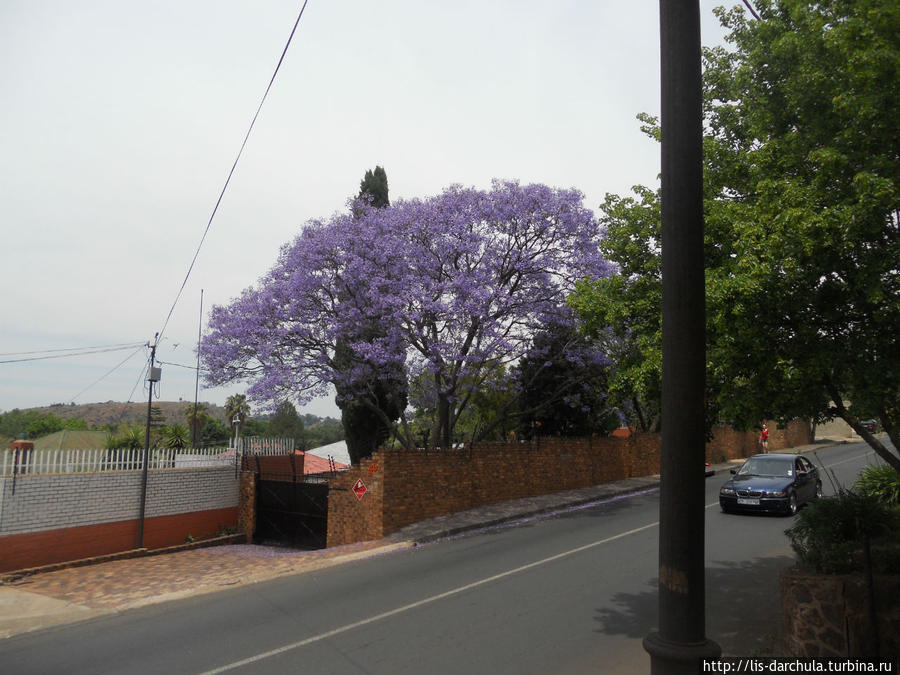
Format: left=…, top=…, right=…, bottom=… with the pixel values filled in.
left=199, top=521, right=660, bottom=674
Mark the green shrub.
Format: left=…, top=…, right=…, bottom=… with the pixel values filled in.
left=785, top=489, right=900, bottom=574
left=854, top=464, right=900, bottom=507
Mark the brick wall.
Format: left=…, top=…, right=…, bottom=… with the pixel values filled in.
left=705, top=419, right=812, bottom=463
left=0, top=508, right=237, bottom=573
left=0, top=466, right=240, bottom=572
left=238, top=471, right=257, bottom=542
left=326, top=420, right=814, bottom=547
left=327, top=456, right=384, bottom=547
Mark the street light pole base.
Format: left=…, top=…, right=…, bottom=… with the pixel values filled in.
left=644, top=632, right=722, bottom=674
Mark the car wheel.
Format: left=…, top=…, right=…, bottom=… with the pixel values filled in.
left=786, top=492, right=799, bottom=516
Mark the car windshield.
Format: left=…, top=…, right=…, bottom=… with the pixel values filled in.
left=737, top=457, right=792, bottom=478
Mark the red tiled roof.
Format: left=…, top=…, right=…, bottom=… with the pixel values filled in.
left=297, top=450, right=349, bottom=474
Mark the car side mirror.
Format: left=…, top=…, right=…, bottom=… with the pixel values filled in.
left=729, top=469, right=737, bottom=475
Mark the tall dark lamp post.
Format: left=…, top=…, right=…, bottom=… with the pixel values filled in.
left=643, top=2, right=721, bottom=672
left=138, top=334, right=160, bottom=549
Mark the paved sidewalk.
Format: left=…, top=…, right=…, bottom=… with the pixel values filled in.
left=0, top=441, right=849, bottom=641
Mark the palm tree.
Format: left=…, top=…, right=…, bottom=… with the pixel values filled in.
left=105, top=426, right=144, bottom=450
left=183, top=403, right=211, bottom=447
left=225, top=394, right=251, bottom=440
left=104, top=425, right=144, bottom=469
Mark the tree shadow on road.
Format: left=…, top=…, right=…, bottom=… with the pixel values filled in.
left=594, top=555, right=794, bottom=657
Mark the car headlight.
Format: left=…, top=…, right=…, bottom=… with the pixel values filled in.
left=720, top=487, right=735, bottom=495
left=766, top=490, right=786, bottom=497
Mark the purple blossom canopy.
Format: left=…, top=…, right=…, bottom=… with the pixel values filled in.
left=202, top=180, right=612, bottom=416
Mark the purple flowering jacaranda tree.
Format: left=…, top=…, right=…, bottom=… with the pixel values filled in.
left=202, top=180, right=613, bottom=453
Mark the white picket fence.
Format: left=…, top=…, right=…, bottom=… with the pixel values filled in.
left=1, top=437, right=295, bottom=477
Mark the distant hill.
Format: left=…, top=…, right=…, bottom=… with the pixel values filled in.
left=22, top=401, right=229, bottom=429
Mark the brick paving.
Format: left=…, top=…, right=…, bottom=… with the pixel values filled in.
left=5, top=540, right=408, bottom=610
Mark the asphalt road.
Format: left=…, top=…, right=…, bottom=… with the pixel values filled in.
left=0, top=442, right=885, bottom=674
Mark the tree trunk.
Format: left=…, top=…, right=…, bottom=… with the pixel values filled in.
left=836, top=411, right=900, bottom=474
left=437, top=393, right=452, bottom=449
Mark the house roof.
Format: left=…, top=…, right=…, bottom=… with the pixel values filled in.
left=297, top=450, right=349, bottom=474
left=31, top=430, right=110, bottom=450
left=306, top=440, right=351, bottom=467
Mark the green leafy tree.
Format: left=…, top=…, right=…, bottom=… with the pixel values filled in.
left=569, top=184, right=663, bottom=432
left=268, top=401, right=306, bottom=449
left=303, top=417, right=344, bottom=449
left=25, top=413, right=65, bottom=438
left=454, top=365, right=519, bottom=443
left=515, top=321, right=616, bottom=438
left=573, top=1, right=899, bottom=471
left=200, top=418, right=231, bottom=446
left=408, top=364, right=517, bottom=446
left=702, top=0, right=900, bottom=470
left=242, top=417, right=269, bottom=437
left=0, top=410, right=89, bottom=442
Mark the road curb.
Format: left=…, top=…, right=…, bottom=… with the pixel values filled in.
left=397, top=477, right=662, bottom=545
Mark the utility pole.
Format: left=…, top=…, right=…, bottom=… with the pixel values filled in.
left=137, top=334, right=160, bottom=549
left=643, top=2, right=721, bottom=672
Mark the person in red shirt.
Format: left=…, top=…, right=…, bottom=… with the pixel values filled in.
left=760, top=423, right=769, bottom=453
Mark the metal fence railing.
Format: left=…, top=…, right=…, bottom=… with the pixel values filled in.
left=236, top=437, right=295, bottom=455
left=2, top=437, right=296, bottom=477
left=0, top=447, right=241, bottom=476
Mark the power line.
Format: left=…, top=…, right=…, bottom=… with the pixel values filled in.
left=70, top=344, right=147, bottom=403
left=157, top=359, right=210, bottom=373
left=128, top=359, right=151, bottom=403
left=0, top=343, right=147, bottom=364
left=156, top=0, right=311, bottom=343
left=0, top=341, right=145, bottom=358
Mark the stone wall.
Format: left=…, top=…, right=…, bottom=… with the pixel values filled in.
left=781, top=568, right=900, bottom=663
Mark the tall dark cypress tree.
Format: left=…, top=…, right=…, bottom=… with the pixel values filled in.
left=358, top=166, right=389, bottom=207
left=336, top=167, right=407, bottom=464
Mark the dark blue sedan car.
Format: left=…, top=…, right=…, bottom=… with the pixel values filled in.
left=719, top=453, right=822, bottom=516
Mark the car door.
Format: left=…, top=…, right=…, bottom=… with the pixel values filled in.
left=799, top=457, right=817, bottom=501
left=794, top=457, right=813, bottom=502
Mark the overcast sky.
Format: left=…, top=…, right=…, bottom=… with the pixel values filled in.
left=1, top=1, right=740, bottom=419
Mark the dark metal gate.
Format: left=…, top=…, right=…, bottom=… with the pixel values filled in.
left=256, top=477, right=329, bottom=549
